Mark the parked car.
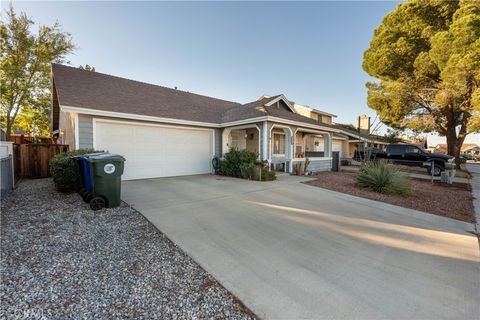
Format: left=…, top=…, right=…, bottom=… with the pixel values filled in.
left=460, top=153, right=476, bottom=161
left=353, top=147, right=386, bottom=161
left=355, top=144, right=454, bottom=176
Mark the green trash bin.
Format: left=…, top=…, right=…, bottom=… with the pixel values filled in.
left=87, top=153, right=126, bottom=210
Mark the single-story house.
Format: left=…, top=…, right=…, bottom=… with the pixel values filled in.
left=51, top=64, right=354, bottom=180
left=434, top=143, right=480, bottom=155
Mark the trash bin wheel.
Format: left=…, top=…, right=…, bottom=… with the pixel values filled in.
left=89, top=197, right=106, bottom=211
left=82, top=192, right=94, bottom=203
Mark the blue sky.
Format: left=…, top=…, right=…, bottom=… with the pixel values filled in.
left=10, top=1, right=479, bottom=145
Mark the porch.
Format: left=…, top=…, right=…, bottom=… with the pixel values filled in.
left=267, top=125, right=335, bottom=174
left=222, top=125, right=261, bottom=156
left=222, top=123, right=339, bottom=174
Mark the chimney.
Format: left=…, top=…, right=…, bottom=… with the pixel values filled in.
left=174, top=86, right=178, bottom=94
left=357, top=115, right=371, bottom=135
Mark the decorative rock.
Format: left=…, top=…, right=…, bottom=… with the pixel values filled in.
left=1, top=179, right=256, bottom=319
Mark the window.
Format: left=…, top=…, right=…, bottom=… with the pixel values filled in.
left=406, top=146, right=419, bottom=154
left=273, top=133, right=286, bottom=154
left=320, top=115, right=331, bottom=124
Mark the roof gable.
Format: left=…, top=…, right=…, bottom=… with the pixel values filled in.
left=263, top=94, right=295, bottom=112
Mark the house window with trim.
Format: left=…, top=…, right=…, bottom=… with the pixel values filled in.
left=273, top=133, right=286, bottom=155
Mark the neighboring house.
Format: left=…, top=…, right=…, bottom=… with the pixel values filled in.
left=52, top=64, right=354, bottom=181
left=435, top=143, right=480, bottom=155
left=291, top=109, right=391, bottom=159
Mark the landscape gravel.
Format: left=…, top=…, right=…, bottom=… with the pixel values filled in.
left=306, top=171, right=475, bottom=223
left=1, top=179, right=256, bottom=319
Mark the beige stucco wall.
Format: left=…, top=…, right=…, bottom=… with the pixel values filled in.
left=349, top=142, right=358, bottom=157
left=245, top=128, right=259, bottom=154
left=58, top=111, right=76, bottom=148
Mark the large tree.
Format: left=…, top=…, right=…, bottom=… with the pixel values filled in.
left=363, top=0, right=480, bottom=166
left=0, top=5, right=75, bottom=140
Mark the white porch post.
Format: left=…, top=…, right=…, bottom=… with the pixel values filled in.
left=325, top=133, right=333, bottom=157
left=222, top=128, right=231, bottom=156
left=262, top=121, right=268, bottom=161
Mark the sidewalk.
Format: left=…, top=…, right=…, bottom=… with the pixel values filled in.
left=341, top=165, right=470, bottom=184
left=466, top=164, right=480, bottom=232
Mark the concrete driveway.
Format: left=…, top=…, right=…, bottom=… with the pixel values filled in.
left=122, top=174, right=480, bottom=319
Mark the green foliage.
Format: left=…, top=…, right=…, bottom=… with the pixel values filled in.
left=356, top=161, right=410, bottom=196
left=219, top=149, right=257, bottom=178
left=50, top=149, right=100, bottom=194
left=363, top=0, right=480, bottom=162
left=218, top=149, right=276, bottom=181
left=260, top=165, right=276, bottom=181
left=384, top=128, right=403, bottom=143
left=0, top=5, right=75, bottom=139
left=304, top=158, right=311, bottom=173
left=294, top=163, right=303, bottom=175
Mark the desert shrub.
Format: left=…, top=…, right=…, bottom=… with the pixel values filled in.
left=218, top=149, right=276, bottom=181
left=255, top=160, right=276, bottom=181
left=50, top=148, right=102, bottom=193
left=356, top=161, right=410, bottom=196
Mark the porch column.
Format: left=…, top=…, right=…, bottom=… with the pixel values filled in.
left=222, top=128, right=231, bottom=156
left=325, top=133, right=333, bottom=157
left=262, top=121, right=268, bottom=161
left=289, top=132, right=294, bottom=173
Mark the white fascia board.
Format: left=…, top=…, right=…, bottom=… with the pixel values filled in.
left=60, top=105, right=220, bottom=128
left=220, top=117, right=268, bottom=127
left=62, top=104, right=349, bottom=135
left=266, top=116, right=340, bottom=133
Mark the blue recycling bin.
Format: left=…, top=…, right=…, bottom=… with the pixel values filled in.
left=73, top=153, right=104, bottom=203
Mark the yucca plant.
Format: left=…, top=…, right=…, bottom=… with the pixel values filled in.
left=356, top=161, right=410, bottom=196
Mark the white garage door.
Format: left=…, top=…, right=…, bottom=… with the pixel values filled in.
left=94, top=120, right=214, bottom=180
left=333, top=140, right=343, bottom=158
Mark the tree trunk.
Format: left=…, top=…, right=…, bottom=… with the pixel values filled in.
left=445, top=126, right=464, bottom=169
left=446, top=127, right=460, bottom=169
left=5, top=119, right=12, bottom=141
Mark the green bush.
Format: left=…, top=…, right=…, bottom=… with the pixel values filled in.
left=50, top=148, right=101, bottom=194
left=219, top=149, right=258, bottom=178
left=356, top=161, right=410, bottom=196
left=218, top=149, right=276, bottom=181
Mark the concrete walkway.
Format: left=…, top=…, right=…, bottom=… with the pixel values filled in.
left=122, top=174, right=480, bottom=320
left=466, top=164, right=480, bottom=232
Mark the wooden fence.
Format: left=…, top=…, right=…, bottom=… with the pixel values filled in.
left=16, top=144, right=69, bottom=179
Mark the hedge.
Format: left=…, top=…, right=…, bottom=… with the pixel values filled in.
left=218, top=149, right=276, bottom=181
left=50, top=149, right=102, bottom=194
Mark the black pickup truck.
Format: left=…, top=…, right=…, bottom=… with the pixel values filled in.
left=355, top=144, right=454, bottom=176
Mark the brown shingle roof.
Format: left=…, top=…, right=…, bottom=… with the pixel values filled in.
left=52, top=64, right=241, bottom=123
left=221, top=96, right=338, bottom=129
left=435, top=143, right=479, bottom=153
left=52, top=64, right=339, bottom=129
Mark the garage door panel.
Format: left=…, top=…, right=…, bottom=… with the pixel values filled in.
left=333, top=140, right=342, bottom=158
left=95, top=121, right=213, bottom=180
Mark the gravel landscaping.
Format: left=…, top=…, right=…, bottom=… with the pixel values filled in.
left=1, top=179, right=256, bottom=319
left=305, top=171, right=475, bottom=223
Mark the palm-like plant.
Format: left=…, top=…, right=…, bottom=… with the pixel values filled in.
left=356, top=161, right=410, bottom=196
